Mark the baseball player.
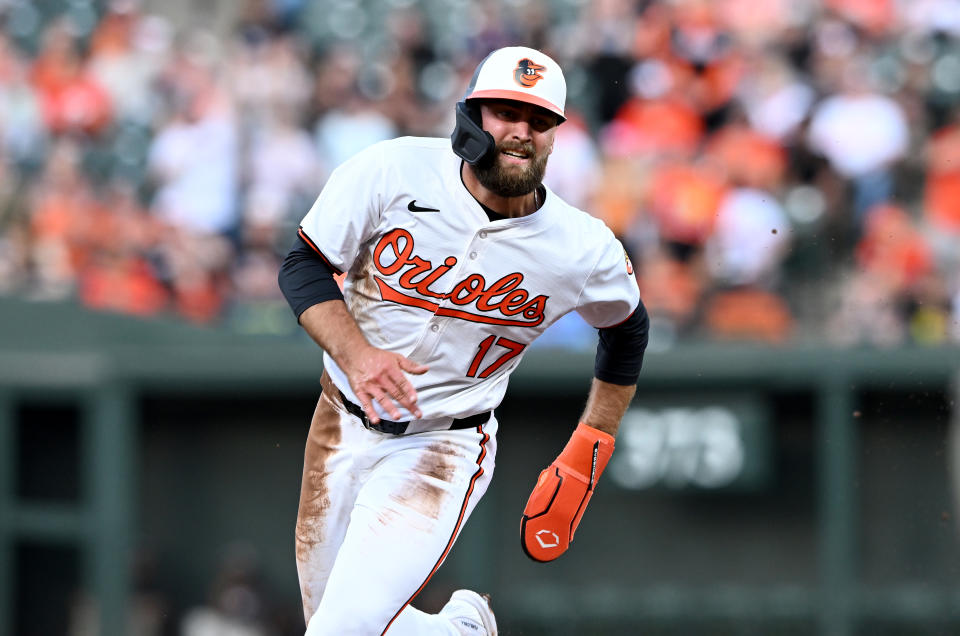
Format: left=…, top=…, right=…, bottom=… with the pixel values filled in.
left=278, top=46, right=649, bottom=635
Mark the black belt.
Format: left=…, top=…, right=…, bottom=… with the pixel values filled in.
left=338, top=391, right=490, bottom=435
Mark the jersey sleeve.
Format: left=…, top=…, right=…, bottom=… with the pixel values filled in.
left=575, top=233, right=641, bottom=328
left=297, top=142, right=387, bottom=273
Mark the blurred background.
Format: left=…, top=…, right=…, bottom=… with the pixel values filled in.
left=1, top=0, right=959, bottom=634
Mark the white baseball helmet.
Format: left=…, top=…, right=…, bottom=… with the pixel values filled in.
left=452, top=46, right=566, bottom=165
left=463, top=46, right=566, bottom=120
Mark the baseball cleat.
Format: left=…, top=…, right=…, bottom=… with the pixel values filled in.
left=439, top=589, right=498, bottom=635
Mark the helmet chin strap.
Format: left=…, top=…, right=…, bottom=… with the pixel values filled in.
left=451, top=101, right=496, bottom=166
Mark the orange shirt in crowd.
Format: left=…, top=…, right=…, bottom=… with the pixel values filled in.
left=693, top=54, right=746, bottom=114
left=590, top=157, right=647, bottom=238
left=636, top=251, right=704, bottom=326
left=32, top=49, right=112, bottom=136
left=645, top=161, right=729, bottom=246
left=604, top=97, right=704, bottom=159
left=173, top=273, right=226, bottom=324
left=704, top=125, right=787, bottom=190
left=79, top=256, right=169, bottom=316
left=89, top=9, right=136, bottom=57
left=703, top=287, right=793, bottom=343
left=30, top=188, right=96, bottom=274
left=924, top=123, right=960, bottom=234
left=855, top=204, right=933, bottom=290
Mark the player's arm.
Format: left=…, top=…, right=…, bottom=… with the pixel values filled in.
left=521, top=302, right=648, bottom=562
left=278, top=237, right=427, bottom=423
left=581, top=299, right=650, bottom=434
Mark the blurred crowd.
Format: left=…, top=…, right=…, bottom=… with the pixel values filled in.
left=1, top=0, right=960, bottom=348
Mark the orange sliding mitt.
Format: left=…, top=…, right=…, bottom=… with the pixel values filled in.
left=520, top=422, right=615, bottom=562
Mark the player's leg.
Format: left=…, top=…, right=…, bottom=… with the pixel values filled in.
left=304, top=418, right=499, bottom=636
left=295, top=377, right=374, bottom=624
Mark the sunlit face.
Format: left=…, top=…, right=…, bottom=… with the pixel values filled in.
left=472, top=99, right=559, bottom=198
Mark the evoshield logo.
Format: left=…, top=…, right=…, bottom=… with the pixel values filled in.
left=534, top=529, right=559, bottom=549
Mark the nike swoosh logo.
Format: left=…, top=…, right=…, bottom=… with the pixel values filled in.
left=408, top=200, right=440, bottom=212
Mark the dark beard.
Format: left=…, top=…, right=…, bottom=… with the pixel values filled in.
left=472, top=142, right=549, bottom=198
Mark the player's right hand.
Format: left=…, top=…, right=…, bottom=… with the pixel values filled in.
left=345, top=346, right=428, bottom=423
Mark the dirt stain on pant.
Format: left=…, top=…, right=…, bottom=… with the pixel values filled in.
left=389, top=441, right=461, bottom=521
left=295, top=375, right=343, bottom=618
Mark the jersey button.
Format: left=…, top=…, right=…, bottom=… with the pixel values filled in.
left=469, top=251, right=478, bottom=259
left=430, top=324, right=440, bottom=332
left=479, top=231, right=488, bottom=239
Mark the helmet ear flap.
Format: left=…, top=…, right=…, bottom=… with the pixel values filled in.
left=451, top=100, right=495, bottom=166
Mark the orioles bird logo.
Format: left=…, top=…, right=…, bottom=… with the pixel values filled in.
left=514, top=58, right=546, bottom=87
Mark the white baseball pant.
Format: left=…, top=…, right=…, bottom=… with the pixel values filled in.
left=296, top=372, right=498, bottom=635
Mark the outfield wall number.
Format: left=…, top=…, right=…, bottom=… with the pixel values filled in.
left=609, top=406, right=746, bottom=490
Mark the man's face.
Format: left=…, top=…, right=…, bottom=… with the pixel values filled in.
left=472, top=100, right=559, bottom=198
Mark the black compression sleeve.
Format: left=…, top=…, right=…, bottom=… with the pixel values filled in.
left=277, top=235, right=344, bottom=319
left=594, top=300, right=649, bottom=385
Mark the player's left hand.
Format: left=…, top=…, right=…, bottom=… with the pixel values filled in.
left=520, top=422, right=615, bottom=562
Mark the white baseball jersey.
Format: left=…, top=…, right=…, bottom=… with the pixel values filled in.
left=298, top=136, right=639, bottom=429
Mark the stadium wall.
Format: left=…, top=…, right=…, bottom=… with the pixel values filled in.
left=0, top=299, right=958, bottom=636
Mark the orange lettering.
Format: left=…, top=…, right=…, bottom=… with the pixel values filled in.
left=476, top=273, right=523, bottom=311
left=522, top=295, right=548, bottom=320
left=500, top=289, right=529, bottom=315
left=373, top=228, right=414, bottom=275
left=370, top=229, right=548, bottom=327
left=449, top=274, right=486, bottom=305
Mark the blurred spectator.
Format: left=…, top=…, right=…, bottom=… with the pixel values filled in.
left=734, top=51, right=815, bottom=143
left=159, top=229, right=234, bottom=323
left=669, top=0, right=746, bottom=120
left=702, top=286, right=794, bottom=343
left=77, top=181, right=169, bottom=317
left=229, top=32, right=312, bottom=126
left=569, top=0, right=639, bottom=124
left=0, top=33, right=46, bottom=167
left=312, top=46, right=397, bottom=169
left=147, top=50, right=238, bottom=236
left=828, top=269, right=910, bottom=347
left=31, top=18, right=113, bottom=138
left=706, top=188, right=791, bottom=287
left=828, top=204, right=938, bottom=346
left=26, top=139, right=96, bottom=300
left=88, top=2, right=170, bottom=126
left=704, top=119, right=788, bottom=191
left=924, top=115, right=960, bottom=236
left=0, top=149, right=29, bottom=294
left=243, top=105, right=321, bottom=246
left=0, top=0, right=957, bottom=347
left=181, top=544, right=272, bottom=636
left=543, top=111, right=601, bottom=211
left=806, top=53, right=910, bottom=220
left=643, top=160, right=728, bottom=249
left=600, top=89, right=704, bottom=159
left=699, top=176, right=795, bottom=343
left=855, top=204, right=933, bottom=295
left=636, top=244, right=706, bottom=339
